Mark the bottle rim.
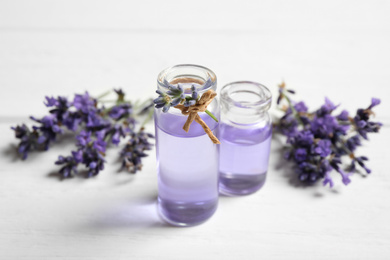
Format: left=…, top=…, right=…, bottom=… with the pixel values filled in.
left=157, top=64, right=217, bottom=93
left=220, top=81, right=272, bottom=110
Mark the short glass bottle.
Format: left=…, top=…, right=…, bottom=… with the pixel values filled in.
left=218, top=81, right=272, bottom=196
left=154, top=64, right=220, bottom=226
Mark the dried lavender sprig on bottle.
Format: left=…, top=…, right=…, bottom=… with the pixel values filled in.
left=274, top=82, right=382, bottom=187
left=153, top=79, right=218, bottom=122
left=11, top=89, right=154, bottom=178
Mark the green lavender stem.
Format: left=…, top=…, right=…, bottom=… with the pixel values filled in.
left=205, top=109, right=219, bottom=122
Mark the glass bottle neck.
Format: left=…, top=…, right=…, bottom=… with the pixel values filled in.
left=220, top=81, right=272, bottom=125
left=157, top=64, right=217, bottom=94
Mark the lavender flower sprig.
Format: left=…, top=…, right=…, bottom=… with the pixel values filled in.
left=12, top=89, right=154, bottom=178
left=274, top=82, right=382, bottom=187
left=120, top=128, right=154, bottom=173
left=153, top=79, right=218, bottom=122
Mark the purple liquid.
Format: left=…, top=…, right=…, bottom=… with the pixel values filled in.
left=155, top=110, right=219, bottom=226
left=219, top=122, right=272, bottom=196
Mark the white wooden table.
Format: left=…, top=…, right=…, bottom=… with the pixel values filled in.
left=1, top=1, right=390, bottom=259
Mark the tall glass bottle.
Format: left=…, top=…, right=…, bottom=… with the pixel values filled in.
left=218, top=81, right=272, bottom=196
left=154, top=64, right=220, bottom=226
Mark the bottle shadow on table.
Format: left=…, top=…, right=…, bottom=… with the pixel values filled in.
left=82, top=192, right=173, bottom=231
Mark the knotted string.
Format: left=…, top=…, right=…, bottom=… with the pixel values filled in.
left=174, top=89, right=220, bottom=144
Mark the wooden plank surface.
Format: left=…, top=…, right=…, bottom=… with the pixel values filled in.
left=0, top=1, right=389, bottom=259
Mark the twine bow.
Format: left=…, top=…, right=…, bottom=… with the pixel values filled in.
left=174, top=90, right=220, bottom=144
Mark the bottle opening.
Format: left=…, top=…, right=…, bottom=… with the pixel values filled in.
left=221, top=81, right=272, bottom=110
left=157, top=64, right=217, bottom=93
left=230, top=90, right=264, bottom=103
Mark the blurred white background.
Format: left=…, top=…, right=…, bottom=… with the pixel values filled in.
left=0, top=1, right=389, bottom=259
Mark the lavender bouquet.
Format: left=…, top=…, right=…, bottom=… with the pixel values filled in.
left=274, top=82, right=382, bottom=187
left=11, top=89, right=154, bottom=178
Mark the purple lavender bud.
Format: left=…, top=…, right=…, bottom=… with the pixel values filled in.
left=358, top=129, right=368, bottom=140
left=294, top=148, right=307, bottom=162
left=155, top=103, right=165, bottom=109
left=86, top=114, right=110, bottom=131
left=367, top=121, right=382, bottom=133
left=44, top=96, right=57, bottom=107
left=108, top=124, right=130, bottom=146
left=311, top=115, right=339, bottom=138
left=41, top=115, right=55, bottom=127
left=119, top=129, right=153, bottom=174
left=276, top=94, right=282, bottom=105
left=55, top=155, right=65, bottom=164
left=162, top=103, right=171, bottom=113
left=336, top=110, right=349, bottom=121
left=89, top=162, right=97, bottom=169
left=346, top=135, right=361, bottom=152
left=73, top=92, right=95, bottom=114
left=312, top=139, right=332, bottom=157
left=93, top=139, right=107, bottom=153
left=72, top=150, right=83, bottom=163
left=192, top=90, right=198, bottom=100
left=183, top=99, right=196, bottom=107
left=11, top=124, right=29, bottom=139
left=338, top=169, right=351, bottom=185
left=18, top=144, right=28, bottom=157
left=294, top=101, right=308, bottom=113
left=323, top=172, right=334, bottom=188
left=52, top=125, right=61, bottom=133
left=62, top=168, right=71, bottom=178
left=299, top=174, right=308, bottom=181
left=355, top=156, right=371, bottom=174
left=355, top=109, right=369, bottom=121
left=112, top=131, right=121, bottom=145
left=337, top=124, right=350, bottom=135
left=108, top=104, right=128, bottom=120
left=291, top=130, right=314, bottom=147
left=76, top=131, right=91, bottom=147
left=317, top=97, right=339, bottom=116
left=324, top=97, right=339, bottom=111
left=369, top=98, right=381, bottom=109
left=356, top=120, right=367, bottom=128
left=55, top=152, right=81, bottom=178
left=63, top=115, right=81, bottom=132
left=37, top=135, right=46, bottom=144
left=170, top=97, right=181, bottom=107
left=163, top=79, right=171, bottom=88
left=167, top=85, right=182, bottom=96
left=310, top=173, right=318, bottom=182
left=202, top=79, right=212, bottom=90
